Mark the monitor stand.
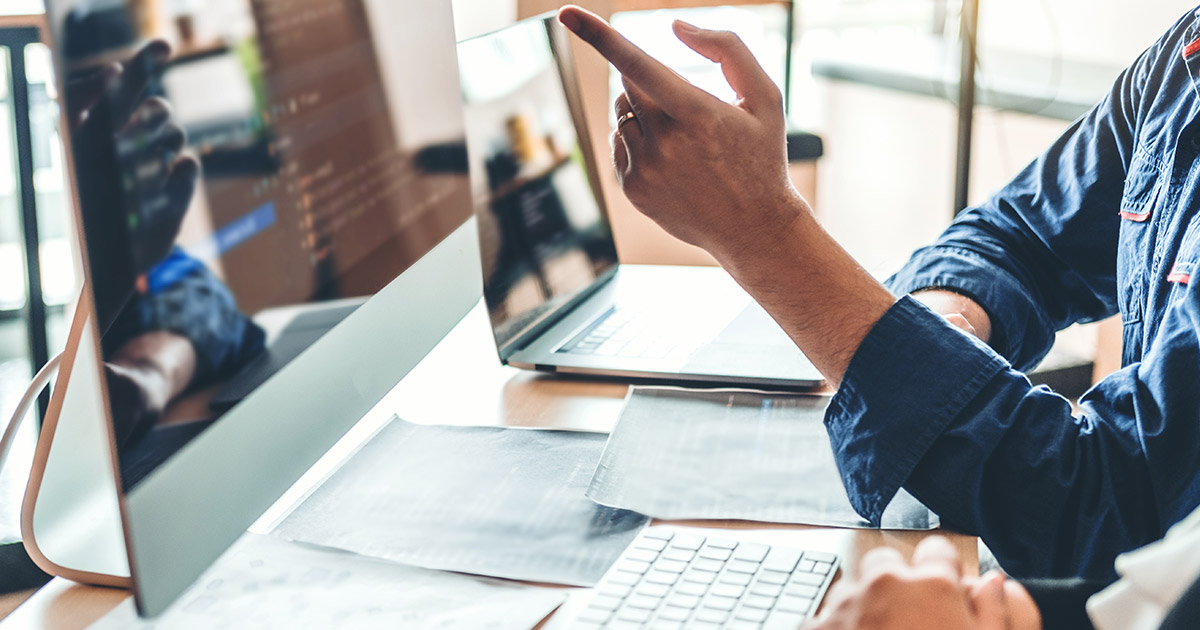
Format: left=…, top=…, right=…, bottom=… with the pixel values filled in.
left=21, top=290, right=131, bottom=587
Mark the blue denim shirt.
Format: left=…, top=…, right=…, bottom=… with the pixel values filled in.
left=104, top=248, right=265, bottom=382
left=826, top=7, right=1200, bottom=582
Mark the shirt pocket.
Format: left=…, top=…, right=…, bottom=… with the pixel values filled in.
left=1167, top=214, right=1200, bottom=288
left=1117, top=152, right=1163, bottom=326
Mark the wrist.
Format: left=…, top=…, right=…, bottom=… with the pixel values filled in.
left=710, top=189, right=812, bottom=272
left=911, top=288, right=993, bottom=344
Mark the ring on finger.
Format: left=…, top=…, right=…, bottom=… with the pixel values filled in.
left=616, top=111, right=638, bottom=130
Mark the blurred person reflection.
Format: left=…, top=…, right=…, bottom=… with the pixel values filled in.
left=64, top=9, right=263, bottom=451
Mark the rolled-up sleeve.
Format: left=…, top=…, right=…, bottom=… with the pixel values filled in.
left=886, top=23, right=1167, bottom=371
left=828, top=283, right=1200, bottom=581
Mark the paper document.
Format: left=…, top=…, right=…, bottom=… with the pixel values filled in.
left=274, top=418, right=649, bottom=586
left=88, top=534, right=565, bottom=630
left=586, top=388, right=939, bottom=530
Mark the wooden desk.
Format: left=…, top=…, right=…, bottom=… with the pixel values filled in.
left=0, top=301, right=974, bottom=629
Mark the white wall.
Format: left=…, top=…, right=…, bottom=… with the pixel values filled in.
left=451, top=0, right=517, bottom=41
left=979, top=0, right=1198, bottom=68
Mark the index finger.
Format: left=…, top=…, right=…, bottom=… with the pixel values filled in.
left=558, top=5, right=700, bottom=116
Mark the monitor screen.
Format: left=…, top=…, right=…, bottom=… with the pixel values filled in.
left=53, top=0, right=473, bottom=490
left=458, top=17, right=619, bottom=355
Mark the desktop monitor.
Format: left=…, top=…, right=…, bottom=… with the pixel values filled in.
left=29, top=0, right=481, bottom=615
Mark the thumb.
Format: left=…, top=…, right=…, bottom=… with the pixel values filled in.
left=671, top=20, right=781, bottom=113
left=971, top=572, right=1010, bottom=630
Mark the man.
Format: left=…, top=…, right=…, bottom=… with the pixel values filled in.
left=557, top=0, right=1200, bottom=592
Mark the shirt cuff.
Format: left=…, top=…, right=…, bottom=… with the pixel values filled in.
left=825, top=296, right=1010, bottom=526
left=887, top=246, right=1055, bottom=372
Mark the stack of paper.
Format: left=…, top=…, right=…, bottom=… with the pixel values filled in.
left=586, top=387, right=939, bottom=530
left=274, top=418, right=649, bottom=586
left=89, top=534, right=565, bottom=629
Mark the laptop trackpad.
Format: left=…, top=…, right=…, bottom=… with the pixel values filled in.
left=681, top=303, right=816, bottom=378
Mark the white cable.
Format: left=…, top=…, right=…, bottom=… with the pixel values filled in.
left=0, top=353, right=62, bottom=478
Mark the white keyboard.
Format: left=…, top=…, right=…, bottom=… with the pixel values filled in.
left=572, top=528, right=839, bottom=630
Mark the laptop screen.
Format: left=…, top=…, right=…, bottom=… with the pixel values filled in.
left=459, top=16, right=620, bottom=353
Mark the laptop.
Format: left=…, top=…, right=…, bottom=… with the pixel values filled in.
left=458, top=15, right=823, bottom=390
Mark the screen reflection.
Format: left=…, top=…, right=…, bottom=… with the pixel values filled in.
left=459, top=19, right=619, bottom=352
left=61, top=0, right=472, bottom=489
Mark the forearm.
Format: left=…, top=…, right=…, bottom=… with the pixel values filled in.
left=911, top=288, right=992, bottom=344
left=712, top=195, right=896, bottom=387
left=111, top=330, right=198, bottom=403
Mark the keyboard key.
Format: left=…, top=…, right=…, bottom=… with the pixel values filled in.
left=707, top=538, right=738, bottom=550
left=590, top=594, right=624, bottom=611
left=698, top=546, right=733, bottom=561
left=656, top=606, right=692, bottom=621
left=689, top=623, right=722, bottom=630
left=595, top=341, right=624, bottom=356
left=741, top=594, right=778, bottom=610
left=648, top=620, right=684, bottom=630
left=711, top=583, right=746, bottom=599
left=761, top=548, right=803, bottom=573
left=607, top=620, right=644, bottom=630
left=750, top=582, right=783, bottom=598
left=726, top=559, right=761, bottom=574
left=643, top=529, right=674, bottom=541
left=625, top=594, right=663, bottom=610
left=756, top=570, right=790, bottom=585
left=645, top=571, right=679, bottom=586
left=704, top=595, right=738, bottom=611
left=609, top=571, right=640, bottom=586
left=805, top=551, right=838, bottom=563
left=666, top=593, right=702, bottom=610
left=813, top=561, right=835, bottom=575
left=784, top=583, right=820, bottom=599
left=790, top=572, right=825, bottom=587
left=577, top=607, right=612, bottom=623
left=662, top=548, right=696, bottom=563
left=675, top=581, right=709, bottom=597
left=694, top=607, right=730, bottom=623
left=654, top=559, right=689, bottom=574
left=671, top=534, right=706, bottom=550
left=718, top=571, right=753, bottom=586
left=683, top=569, right=719, bottom=584
left=726, top=621, right=764, bottom=630
left=627, top=548, right=659, bottom=563
left=776, top=594, right=814, bottom=614
left=618, top=559, right=652, bottom=574
left=692, top=558, right=726, bottom=573
left=617, top=606, right=654, bottom=623
left=733, top=543, right=770, bottom=562
left=735, top=606, right=771, bottom=622
left=596, top=581, right=633, bottom=598
left=796, top=560, right=816, bottom=573
left=635, top=582, right=670, bottom=598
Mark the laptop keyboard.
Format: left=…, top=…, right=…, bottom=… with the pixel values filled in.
left=573, top=528, right=839, bottom=630
left=559, top=308, right=677, bottom=359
